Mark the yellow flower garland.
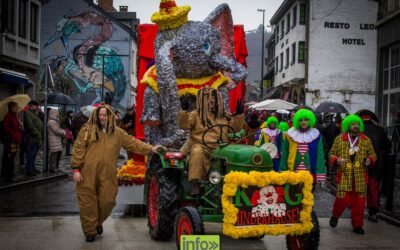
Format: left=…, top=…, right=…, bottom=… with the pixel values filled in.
left=222, top=171, right=314, bottom=239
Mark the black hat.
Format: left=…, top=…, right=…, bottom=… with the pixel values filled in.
left=28, top=100, right=39, bottom=106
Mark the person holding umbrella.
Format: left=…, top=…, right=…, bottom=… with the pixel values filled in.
left=1, top=101, right=22, bottom=182
left=356, top=110, right=391, bottom=222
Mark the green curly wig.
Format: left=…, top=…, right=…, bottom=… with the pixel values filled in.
left=341, top=114, right=364, bottom=133
left=293, top=109, right=316, bottom=129
left=278, top=122, right=290, bottom=132
left=266, top=116, right=279, bottom=127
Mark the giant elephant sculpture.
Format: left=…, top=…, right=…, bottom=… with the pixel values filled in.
left=141, top=3, right=248, bottom=147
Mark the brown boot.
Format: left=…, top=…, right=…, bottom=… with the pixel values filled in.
left=191, top=181, right=201, bottom=196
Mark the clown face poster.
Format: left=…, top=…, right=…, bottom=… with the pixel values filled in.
left=234, top=184, right=303, bottom=226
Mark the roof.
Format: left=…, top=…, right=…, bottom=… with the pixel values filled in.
left=108, top=11, right=137, bottom=20
left=270, top=0, right=297, bottom=25
left=83, top=0, right=137, bottom=41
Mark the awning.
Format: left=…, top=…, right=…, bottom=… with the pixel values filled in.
left=0, top=68, right=29, bottom=85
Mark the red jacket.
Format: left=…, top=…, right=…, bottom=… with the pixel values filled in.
left=3, top=112, right=22, bottom=143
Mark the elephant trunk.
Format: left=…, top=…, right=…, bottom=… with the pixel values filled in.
left=210, top=54, right=248, bottom=83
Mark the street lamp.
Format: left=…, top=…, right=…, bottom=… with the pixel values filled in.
left=258, top=9, right=265, bottom=100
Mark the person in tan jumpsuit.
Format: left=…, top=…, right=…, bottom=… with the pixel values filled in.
left=71, top=104, right=163, bottom=242
left=177, top=87, right=244, bottom=195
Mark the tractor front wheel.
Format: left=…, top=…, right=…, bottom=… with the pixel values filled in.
left=175, top=206, right=205, bottom=249
left=147, top=169, right=178, bottom=241
left=286, top=211, right=320, bottom=250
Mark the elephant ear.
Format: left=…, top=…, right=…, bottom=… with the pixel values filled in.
left=204, top=4, right=235, bottom=59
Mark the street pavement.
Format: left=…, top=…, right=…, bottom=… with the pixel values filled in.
left=1, top=216, right=400, bottom=250
left=1, top=151, right=396, bottom=250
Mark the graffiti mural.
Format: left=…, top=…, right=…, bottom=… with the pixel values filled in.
left=41, top=10, right=129, bottom=108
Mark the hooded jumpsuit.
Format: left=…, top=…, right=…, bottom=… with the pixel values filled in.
left=71, top=125, right=153, bottom=236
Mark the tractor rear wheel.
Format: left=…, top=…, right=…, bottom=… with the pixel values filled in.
left=286, top=211, right=320, bottom=250
left=175, top=206, right=205, bottom=249
left=147, top=169, right=178, bottom=241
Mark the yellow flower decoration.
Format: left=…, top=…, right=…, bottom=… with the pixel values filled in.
left=151, top=0, right=191, bottom=30
left=222, top=171, right=314, bottom=239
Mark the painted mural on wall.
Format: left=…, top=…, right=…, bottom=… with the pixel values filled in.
left=41, top=11, right=129, bottom=108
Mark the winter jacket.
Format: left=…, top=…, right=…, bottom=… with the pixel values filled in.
left=47, top=109, right=66, bottom=153
left=71, top=113, right=88, bottom=139
left=23, top=109, right=43, bottom=143
left=3, top=111, right=22, bottom=143
left=363, top=121, right=391, bottom=178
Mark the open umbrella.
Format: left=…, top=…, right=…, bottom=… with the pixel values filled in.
left=315, top=102, right=348, bottom=113
left=46, top=93, right=77, bottom=105
left=355, top=109, right=379, bottom=123
left=80, top=103, right=101, bottom=118
left=276, top=109, right=291, bottom=114
left=0, top=94, right=31, bottom=121
left=293, top=104, right=313, bottom=111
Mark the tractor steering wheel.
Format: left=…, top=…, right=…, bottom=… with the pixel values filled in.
left=202, top=124, right=236, bottom=149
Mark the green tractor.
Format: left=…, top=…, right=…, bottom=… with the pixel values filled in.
left=144, top=125, right=320, bottom=249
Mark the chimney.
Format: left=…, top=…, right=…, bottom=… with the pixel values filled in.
left=98, top=0, right=114, bottom=11
left=119, top=6, right=128, bottom=12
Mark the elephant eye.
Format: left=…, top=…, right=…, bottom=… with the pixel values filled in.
left=203, top=42, right=211, bottom=56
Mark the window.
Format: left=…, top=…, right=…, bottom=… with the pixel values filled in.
left=1, top=0, right=15, bottom=34
left=300, top=3, right=306, bottom=25
left=380, top=45, right=400, bottom=126
left=291, top=42, right=296, bottom=64
left=30, top=2, right=38, bottom=43
left=275, top=56, right=279, bottom=74
left=19, top=0, right=27, bottom=38
left=292, top=5, right=297, bottom=28
left=285, top=48, right=289, bottom=69
left=276, top=25, right=279, bottom=41
left=298, top=41, right=305, bottom=62
left=280, top=19, right=285, bottom=39
left=280, top=52, right=283, bottom=71
left=286, top=13, right=290, bottom=34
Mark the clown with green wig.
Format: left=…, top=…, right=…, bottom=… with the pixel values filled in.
left=254, top=116, right=283, bottom=171
left=329, top=114, right=376, bottom=235
left=279, top=109, right=326, bottom=183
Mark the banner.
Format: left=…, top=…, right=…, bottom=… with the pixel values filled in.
left=222, top=171, right=314, bottom=239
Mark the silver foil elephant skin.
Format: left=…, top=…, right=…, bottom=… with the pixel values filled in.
left=141, top=3, right=248, bottom=148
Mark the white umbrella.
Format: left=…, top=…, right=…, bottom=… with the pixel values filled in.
left=80, top=105, right=96, bottom=118
left=250, top=99, right=296, bottom=111
left=276, top=109, right=291, bottom=114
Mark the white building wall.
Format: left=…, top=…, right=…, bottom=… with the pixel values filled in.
left=274, top=1, right=306, bottom=87
left=307, top=0, right=378, bottom=113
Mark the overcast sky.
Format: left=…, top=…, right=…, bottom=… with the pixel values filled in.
left=113, top=0, right=285, bottom=31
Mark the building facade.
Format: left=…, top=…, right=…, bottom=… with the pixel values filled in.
left=270, top=0, right=378, bottom=113
left=40, top=0, right=137, bottom=109
left=0, top=0, right=42, bottom=100
left=376, top=0, right=400, bottom=127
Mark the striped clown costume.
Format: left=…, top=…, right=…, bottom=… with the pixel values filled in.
left=279, top=109, right=326, bottom=183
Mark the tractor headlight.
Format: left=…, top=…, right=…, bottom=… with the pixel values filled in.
left=252, top=154, right=263, bottom=165
left=209, top=171, right=222, bottom=184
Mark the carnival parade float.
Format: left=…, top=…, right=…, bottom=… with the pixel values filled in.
left=135, top=1, right=320, bottom=249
